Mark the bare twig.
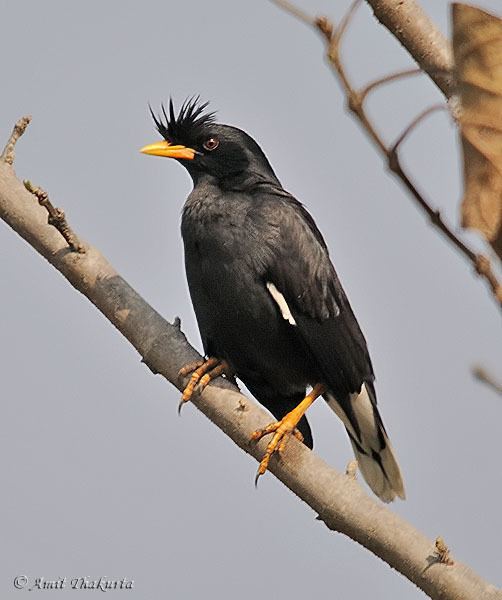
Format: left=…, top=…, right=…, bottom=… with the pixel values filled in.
left=364, top=0, right=453, bottom=98
left=473, top=366, right=502, bottom=396
left=23, top=180, right=85, bottom=253
left=0, top=115, right=31, bottom=165
left=269, top=0, right=313, bottom=25
left=389, top=105, right=447, bottom=156
left=270, top=0, right=453, bottom=98
left=1, top=118, right=500, bottom=600
left=359, top=68, right=422, bottom=102
left=271, top=0, right=502, bottom=308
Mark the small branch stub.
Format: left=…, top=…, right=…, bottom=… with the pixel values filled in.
left=474, top=256, right=502, bottom=304
left=345, top=459, right=358, bottom=479
left=473, top=366, right=502, bottom=395
left=23, top=180, right=85, bottom=253
left=0, top=115, right=32, bottom=165
left=435, top=536, right=454, bottom=566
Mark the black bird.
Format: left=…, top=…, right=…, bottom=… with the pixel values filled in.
left=141, top=97, right=405, bottom=502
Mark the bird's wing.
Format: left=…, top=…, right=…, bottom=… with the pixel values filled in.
left=262, top=194, right=375, bottom=400
left=262, top=195, right=407, bottom=502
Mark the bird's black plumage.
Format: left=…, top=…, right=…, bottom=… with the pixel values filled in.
left=144, top=98, right=405, bottom=501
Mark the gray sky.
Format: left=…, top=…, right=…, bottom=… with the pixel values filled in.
left=1, top=1, right=501, bottom=598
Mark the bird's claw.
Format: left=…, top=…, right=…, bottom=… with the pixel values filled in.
left=251, top=419, right=304, bottom=485
left=251, top=384, right=325, bottom=484
left=178, top=357, right=231, bottom=413
left=178, top=359, right=205, bottom=379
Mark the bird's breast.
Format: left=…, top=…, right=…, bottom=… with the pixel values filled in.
left=182, top=192, right=277, bottom=322
left=181, top=189, right=275, bottom=268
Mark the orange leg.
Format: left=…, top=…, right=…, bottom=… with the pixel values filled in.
left=178, top=357, right=232, bottom=413
left=251, top=383, right=326, bottom=484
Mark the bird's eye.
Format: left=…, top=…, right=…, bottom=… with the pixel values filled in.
left=203, top=137, right=219, bottom=151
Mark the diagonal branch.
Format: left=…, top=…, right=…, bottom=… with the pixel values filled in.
left=1, top=119, right=501, bottom=600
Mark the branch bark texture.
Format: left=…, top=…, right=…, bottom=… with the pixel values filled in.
left=1, top=124, right=501, bottom=600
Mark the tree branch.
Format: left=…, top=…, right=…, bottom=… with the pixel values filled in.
left=364, top=0, right=453, bottom=98
left=270, top=0, right=502, bottom=307
left=271, top=0, right=453, bottom=97
left=1, top=120, right=501, bottom=600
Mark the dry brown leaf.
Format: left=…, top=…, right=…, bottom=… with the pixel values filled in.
left=453, top=3, right=502, bottom=260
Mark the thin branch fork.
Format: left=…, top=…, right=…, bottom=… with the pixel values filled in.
left=1, top=116, right=501, bottom=600
left=23, top=179, right=85, bottom=253
left=0, top=115, right=31, bottom=165
left=272, top=0, right=502, bottom=307
left=2, top=119, right=85, bottom=255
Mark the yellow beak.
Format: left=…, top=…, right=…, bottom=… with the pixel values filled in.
left=140, top=140, right=196, bottom=160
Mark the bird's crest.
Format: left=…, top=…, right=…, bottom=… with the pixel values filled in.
left=150, top=96, right=216, bottom=146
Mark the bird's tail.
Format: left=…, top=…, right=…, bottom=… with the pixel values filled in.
left=325, top=385, right=405, bottom=502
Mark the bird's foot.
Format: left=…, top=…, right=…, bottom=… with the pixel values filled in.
left=178, top=357, right=231, bottom=413
left=251, top=419, right=304, bottom=484
left=251, top=383, right=326, bottom=484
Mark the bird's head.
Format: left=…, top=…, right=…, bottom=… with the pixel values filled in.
left=141, top=97, right=278, bottom=185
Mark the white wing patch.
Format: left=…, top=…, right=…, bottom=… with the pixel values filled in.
left=266, top=282, right=297, bottom=326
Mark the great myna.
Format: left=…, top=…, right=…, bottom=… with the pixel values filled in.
left=141, top=97, right=405, bottom=502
